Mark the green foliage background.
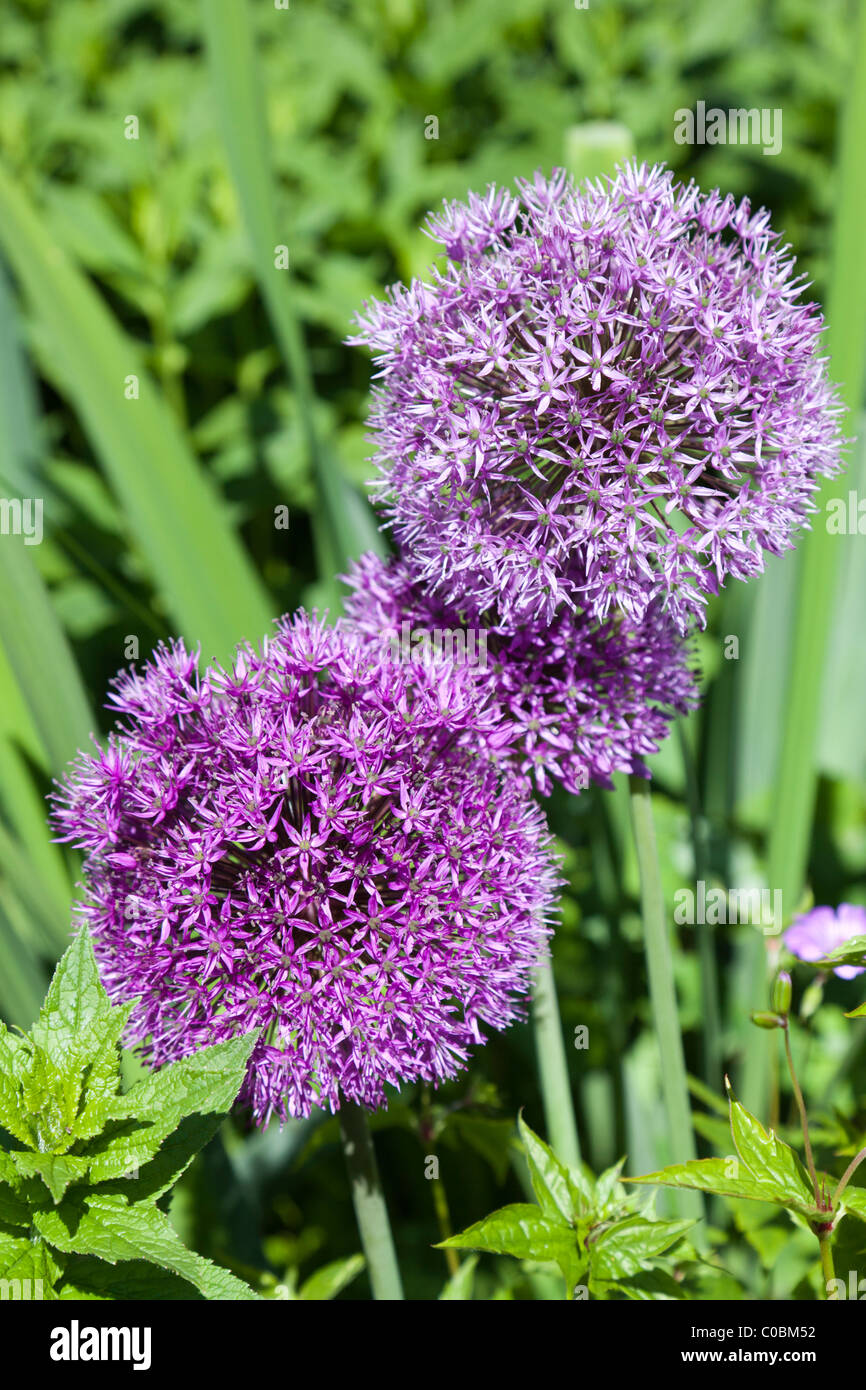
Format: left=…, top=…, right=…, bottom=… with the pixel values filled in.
left=1, top=0, right=865, bottom=1299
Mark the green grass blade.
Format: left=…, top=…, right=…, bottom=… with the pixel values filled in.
left=201, top=0, right=384, bottom=597
left=0, top=820, right=70, bottom=955
left=817, top=417, right=866, bottom=777
left=0, top=265, right=95, bottom=772
left=0, top=274, right=81, bottom=995
left=0, top=536, right=95, bottom=772
left=0, top=160, right=275, bottom=666
left=0, top=266, right=40, bottom=495
left=766, top=3, right=866, bottom=909
left=755, top=6, right=866, bottom=1113
left=531, top=960, right=581, bottom=1166
left=0, top=892, right=47, bottom=1029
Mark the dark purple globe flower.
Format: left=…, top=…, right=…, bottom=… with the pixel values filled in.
left=350, top=161, right=844, bottom=634
left=52, top=615, right=558, bottom=1123
left=345, top=551, right=699, bottom=797
left=784, top=904, right=866, bottom=980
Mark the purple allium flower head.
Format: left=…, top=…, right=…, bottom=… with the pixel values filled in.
left=52, top=615, right=558, bottom=1122
left=345, top=551, right=699, bottom=797
left=784, top=904, right=866, bottom=980
left=350, top=162, right=844, bottom=634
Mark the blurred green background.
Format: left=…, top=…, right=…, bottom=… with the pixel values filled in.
left=1, top=0, right=865, bottom=1299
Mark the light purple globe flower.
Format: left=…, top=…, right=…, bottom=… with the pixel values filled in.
left=784, top=904, right=866, bottom=980
left=52, top=614, right=558, bottom=1123
left=350, top=161, right=844, bottom=634
left=345, top=551, right=699, bottom=797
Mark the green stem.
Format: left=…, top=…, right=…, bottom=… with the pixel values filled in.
left=420, top=1087, right=459, bottom=1277
left=338, top=1103, right=404, bottom=1301
left=628, top=776, right=702, bottom=1222
left=677, top=723, right=722, bottom=1089
left=820, top=1234, right=836, bottom=1297
left=531, top=959, right=581, bottom=1167
left=591, top=793, right=628, bottom=1161
left=782, top=1024, right=820, bottom=1205
left=430, top=1178, right=459, bottom=1278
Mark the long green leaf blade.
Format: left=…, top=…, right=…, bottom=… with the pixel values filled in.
left=766, top=4, right=866, bottom=935
left=744, top=9, right=866, bottom=1117
left=201, top=0, right=383, bottom=598
left=0, top=161, right=275, bottom=666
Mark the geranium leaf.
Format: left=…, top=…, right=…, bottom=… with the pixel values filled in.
left=838, top=1185, right=866, bottom=1223
left=438, top=1202, right=587, bottom=1298
left=589, top=1215, right=695, bottom=1282
left=517, top=1113, right=581, bottom=1223
left=816, top=935, right=866, bottom=968
left=438, top=1203, right=568, bottom=1259
left=726, top=1081, right=817, bottom=1211
left=626, top=1156, right=820, bottom=1217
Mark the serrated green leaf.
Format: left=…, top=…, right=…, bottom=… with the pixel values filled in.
left=626, top=1157, right=820, bottom=1217
left=16, top=1042, right=83, bottom=1153
left=10, top=1153, right=90, bottom=1204
left=0, top=1228, right=32, bottom=1273
left=438, top=1254, right=478, bottom=1301
left=589, top=1216, right=696, bottom=1282
left=595, top=1157, right=628, bottom=1212
left=0, top=1027, right=32, bottom=1146
left=90, top=1113, right=228, bottom=1203
left=35, top=1193, right=259, bottom=1300
left=597, top=1267, right=687, bottom=1301
left=30, top=930, right=110, bottom=1068
left=71, top=1006, right=131, bottom=1142
left=0, top=947, right=257, bottom=1300
left=298, top=1254, right=365, bottom=1301
left=0, top=1232, right=63, bottom=1297
left=727, top=1084, right=816, bottom=1211
left=111, top=1033, right=256, bottom=1130
left=86, top=1033, right=256, bottom=1188
left=438, top=1204, right=567, bottom=1258
left=816, top=936, right=866, bottom=969
left=0, top=1174, right=31, bottom=1228
left=439, top=1202, right=586, bottom=1296
left=517, top=1113, right=579, bottom=1224
left=838, top=1185, right=866, bottom=1223
left=57, top=1256, right=205, bottom=1302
